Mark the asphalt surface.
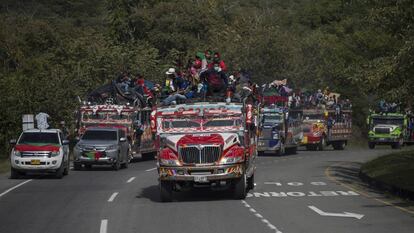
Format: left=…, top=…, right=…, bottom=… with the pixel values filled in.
left=0, top=146, right=413, bottom=233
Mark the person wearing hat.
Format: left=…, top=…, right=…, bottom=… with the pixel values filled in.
left=163, top=68, right=176, bottom=94
left=162, top=68, right=187, bottom=105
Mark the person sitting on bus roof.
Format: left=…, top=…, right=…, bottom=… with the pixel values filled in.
left=116, top=70, right=132, bottom=94
left=162, top=68, right=187, bottom=105
left=207, top=52, right=227, bottom=72
left=200, top=65, right=228, bottom=97
left=201, top=49, right=213, bottom=70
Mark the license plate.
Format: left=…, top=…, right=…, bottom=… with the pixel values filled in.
left=194, top=175, right=208, bottom=183
left=379, top=138, right=386, bottom=141
left=30, top=160, right=41, bottom=165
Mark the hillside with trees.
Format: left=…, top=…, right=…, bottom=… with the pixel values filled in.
left=0, top=0, right=413, bottom=157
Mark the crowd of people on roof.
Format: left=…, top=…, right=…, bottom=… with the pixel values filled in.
left=377, top=100, right=399, bottom=113
left=110, top=50, right=258, bottom=106
left=108, top=50, right=354, bottom=111
left=159, top=50, right=259, bottom=105
left=261, top=80, right=352, bottom=112
left=299, top=88, right=352, bottom=110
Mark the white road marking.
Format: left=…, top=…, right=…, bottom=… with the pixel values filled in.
left=145, top=167, right=157, bottom=172
left=310, top=181, right=327, bottom=186
left=100, top=219, right=108, bottom=233
left=255, top=213, right=263, bottom=218
left=0, top=179, right=32, bottom=198
left=126, top=177, right=136, bottom=183
left=247, top=190, right=360, bottom=198
left=263, top=181, right=327, bottom=186
left=107, top=192, right=119, bottom=202
left=264, top=182, right=282, bottom=186
left=308, top=206, right=364, bottom=219
left=287, top=182, right=303, bottom=186
left=241, top=200, right=283, bottom=233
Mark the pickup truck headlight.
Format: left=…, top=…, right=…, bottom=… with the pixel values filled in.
left=106, top=145, right=118, bottom=150
left=50, top=151, right=60, bottom=157
left=12, top=150, right=21, bottom=157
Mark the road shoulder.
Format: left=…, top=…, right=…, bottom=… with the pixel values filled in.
left=326, top=160, right=414, bottom=215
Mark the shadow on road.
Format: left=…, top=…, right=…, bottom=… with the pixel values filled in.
left=137, top=185, right=241, bottom=203
left=329, top=162, right=414, bottom=210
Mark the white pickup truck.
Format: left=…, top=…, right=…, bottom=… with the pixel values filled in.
left=9, top=129, right=70, bottom=178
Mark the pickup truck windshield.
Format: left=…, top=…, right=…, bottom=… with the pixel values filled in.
left=82, top=130, right=117, bottom=141
left=372, top=117, right=403, bottom=126
left=19, top=132, right=60, bottom=145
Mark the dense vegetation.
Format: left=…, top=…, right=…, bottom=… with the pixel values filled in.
left=361, top=149, right=414, bottom=192
left=0, top=0, right=413, bottom=157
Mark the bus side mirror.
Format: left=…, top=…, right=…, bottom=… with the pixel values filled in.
left=9, top=139, right=17, bottom=145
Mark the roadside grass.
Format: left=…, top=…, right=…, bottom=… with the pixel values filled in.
left=361, top=149, right=414, bottom=192
left=0, top=157, right=10, bottom=174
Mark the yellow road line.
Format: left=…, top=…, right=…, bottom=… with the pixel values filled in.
left=325, top=162, right=414, bottom=215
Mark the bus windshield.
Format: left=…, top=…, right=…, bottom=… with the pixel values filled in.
left=372, top=117, right=404, bottom=126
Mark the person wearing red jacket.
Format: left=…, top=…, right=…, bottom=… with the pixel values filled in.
left=208, top=52, right=227, bottom=72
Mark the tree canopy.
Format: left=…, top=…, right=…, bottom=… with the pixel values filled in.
left=0, top=0, right=413, bottom=157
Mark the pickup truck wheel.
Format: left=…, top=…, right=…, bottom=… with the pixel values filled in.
left=368, top=142, right=375, bottom=149
left=55, top=162, right=64, bottom=179
left=233, top=174, right=247, bottom=199
left=159, top=180, right=173, bottom=202
left=10, top=167, right=21, bottom=179
left=73, top=162, right=82, bottom=171
left=247, top=174, right=255, bottom=190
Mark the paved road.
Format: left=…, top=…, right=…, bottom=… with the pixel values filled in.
left=0, top=147, right=413, bottom=233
